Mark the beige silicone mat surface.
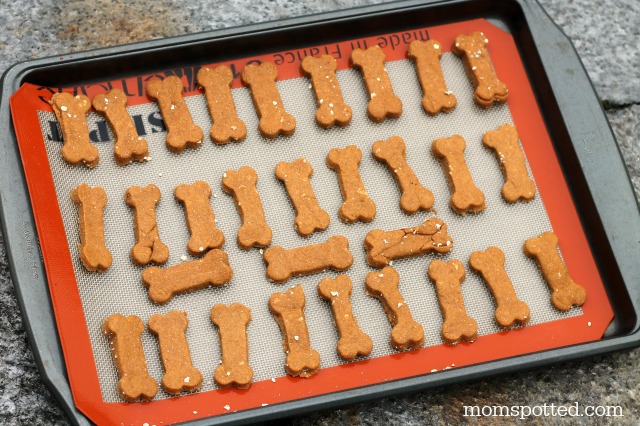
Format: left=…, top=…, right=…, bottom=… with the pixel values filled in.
left=37, top=53, right=581, bottom=402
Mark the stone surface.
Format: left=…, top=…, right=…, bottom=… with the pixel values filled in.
left=0, top=1, right=638, bottom=425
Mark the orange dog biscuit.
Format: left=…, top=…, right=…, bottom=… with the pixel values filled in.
left=175, top=181, right=225, bottom=256
left=125, top=184, right=169, bottom=266
left=276, top=158, right=330, bottom=236
left=365, top=267, right=424, bottom=350
left=407, top=39, right=457, bottom=115
left=452, top=32, right=508, bottom=107
left=92, top=88, right=148, bottom=165
left=263, top=235, right=353, bottom=283
left=269, top=285, right=320, bottom=377
left=432, top=135, right=486, bottom=215
left=350, top=45, right=402, bottom=122
left=103, top=314, right=158, bottom=401
left=197, top=65, right=247, bottom=144
left=482, top=124, right=536, bottom=203
left=142, top=249, right=233, bottom=304
left=148, top=311, right=203, bottom=395
left=211, top=303, right=253, bottom=389
left=428, top=259, right=478, bottom=344
left=241, top=62, right=296, bottom=138
left=222, top=166, right=272, bottom=249
left=524, top=231, right=587, bottom=311
left=71, top=184, right=112, bottom=272
left=364, top=217, right=452, bottom=268
left=469, top=246, right=531, bottom=328
left=326, top=145, right=376, bottom=223
left=146, top=76, right=204, bottom=152
left=301, top=54, right=352, bottom=128
left=50, top=92, right=99, bottom=167
left=318, top=275, right=373, bottom=360
left=373, top=136, right=434, bottom=214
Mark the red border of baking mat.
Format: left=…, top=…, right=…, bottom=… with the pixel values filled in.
left=9, top=19, right=613, bottom=425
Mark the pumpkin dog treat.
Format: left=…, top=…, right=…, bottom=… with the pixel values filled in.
left=71, top=184, right=112, bottom=272
left=524, top=231, right=587, bottom=311
left=50, top=92, right=99, bottom=167
left=301, top=54, right=352, bottom=128
left=197, top=65, right=247, bottom=144
left=222, top=166, right=272, bottom=249
left=469, top=247, right=530, bottom=328
left=142, top=249, right=233, bottom=304
left=148, top=311, right=202, bottom=395
left=276, top=158, right=330, bottom=236
left=452, top=32, right=508, bottom=107
left=350, top=45, right=402, bottom=122
left=428, top=259, right=478, bottom=344
left=211, top=303, right=253, bottom=388
left=318, top=275, right=373, bottom=360
left=351, top=45, right=402, bottom=123
left=326, top=145, right=376, bottom=223
left=364, top=217, right=452, bottom=268
left=92, top=88, right=148, bottom=165
left=432, top=135, right=486, bottom=215
left=269, top=285, right=320, bottom=377
left=263, top=235, right=353, bottom=283
left=365, top=267, right=424, bottom=350
left=175, top=181, right=225, bottom=256
left=146, top=76, right=204, bottom=153
left=373, top=136, right=434, bottom=214
left=103, top=314, right=158, bottom=401
left=125, top=184, right=169, bottom=266
left=482, top=124, right=536, bottom=203
left=241, top=62, right=296, bottom=138
left=407, top=39, right=457, bottom=115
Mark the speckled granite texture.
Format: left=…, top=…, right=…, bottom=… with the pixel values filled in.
left=0, top=0, right=639, bottom=425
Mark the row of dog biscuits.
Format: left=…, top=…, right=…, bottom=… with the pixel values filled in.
left=49, top=31, right=506, bottom=168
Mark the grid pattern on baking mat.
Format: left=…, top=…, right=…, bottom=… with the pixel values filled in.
left=38, top=52, right=581, bottom=402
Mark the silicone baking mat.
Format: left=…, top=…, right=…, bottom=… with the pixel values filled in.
left=10, top=18, right=613, bottom=425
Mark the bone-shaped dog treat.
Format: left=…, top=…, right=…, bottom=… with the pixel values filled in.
left=71, top=184, right=112, bottom=272
left=197, top=65, right=247, bottom=144
left=326, top=145, right=376, bottom=223
left=301, top=54, right=352, bottom=128
left=263, top=235, right=353, bottom=283
left=524, top=231, right=587, bottom=311
left=482, top=124, right=536, bottom=203
left=146, top=76, right=204, bottom=152
left=241, top=62, right=296, bottom=138
left=276, top=158, right=330, bottom=236
left=427, top=259, right=478, bottom=344
left=148, top=311, right=203, bottom=395
left=365, top=267, right=424, bottom=350
left=432, top=135, right=486, bottom=215
left=103, top=314, right=158, bottom=401
left=142, top=249, right=233, bottom=304
left=318, top=275, right=373, bottom=360
left=351, top=45, right=402, bottom=122
left=364, top=217, right=452, bottom=268
left=469, top=246, right=531, bottom=328
left=175, top=181, right=225, bottom=256
left=92, top=88, right=149, bottom=165
left=222, top=166, right=272, bottom=249
left=211, top=303, right=253, bottom=388
left=125, top=184, right=169, bottom=266
left=269, top=285, right=320, bottom=377
left=373, top=136, right=434, bottom=214
left=452, top=32, right=508, bottom=107
left=50, top=92, right=99, bottom=167
left=407, top=39, right=457, bottom=115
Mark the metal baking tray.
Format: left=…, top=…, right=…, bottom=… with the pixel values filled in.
left=1, top=0, right=639, bottom=424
